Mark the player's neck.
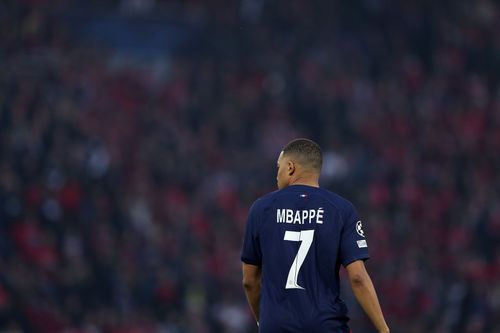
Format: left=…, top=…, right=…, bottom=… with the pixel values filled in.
left=289, top=174, right=320, bottom=188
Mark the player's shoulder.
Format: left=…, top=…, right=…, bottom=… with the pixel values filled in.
left=247, top=189, right=279, bottom=213
left=251, top=189, right=280, bottom=208
left=316, top=187, right=357, bottom=213
left=251, top=187, right=357, bottom=213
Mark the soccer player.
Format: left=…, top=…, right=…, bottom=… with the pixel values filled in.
left=241, top=138, right=389, bottom=333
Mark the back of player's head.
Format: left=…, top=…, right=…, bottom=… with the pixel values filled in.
left=282, top=138, right=322, bottom=173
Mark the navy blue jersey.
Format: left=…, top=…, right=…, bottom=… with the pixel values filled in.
left=241, top=185, right=370, bottom=333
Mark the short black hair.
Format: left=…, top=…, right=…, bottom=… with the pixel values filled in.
left=282, top=138, right=322, bottom=173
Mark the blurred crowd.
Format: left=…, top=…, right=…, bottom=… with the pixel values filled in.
left=1, top=0, right=499, bottom=332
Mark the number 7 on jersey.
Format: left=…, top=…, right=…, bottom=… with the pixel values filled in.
left=283, top=230, right=315, bottom=290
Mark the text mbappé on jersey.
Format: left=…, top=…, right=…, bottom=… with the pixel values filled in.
left=276, top=208, right=324, bottom=224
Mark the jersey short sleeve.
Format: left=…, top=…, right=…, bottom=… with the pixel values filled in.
left=339, top=204, right=370, bottom=267
left=241, top=200, right=262, bottom=266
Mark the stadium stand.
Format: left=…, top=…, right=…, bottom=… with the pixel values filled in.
left=0, top=0, right=499, bottom=332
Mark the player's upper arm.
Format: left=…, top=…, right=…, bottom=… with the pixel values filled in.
left=345, top=260, right=369, bottom=286
left=241, top=200, right=263, bottom=266
left=242, top=262, right=261, bottom=287
left=339, top=203, right=370, bottom=267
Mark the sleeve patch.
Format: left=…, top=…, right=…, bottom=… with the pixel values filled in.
left=357, top=240, right=368, bottom=248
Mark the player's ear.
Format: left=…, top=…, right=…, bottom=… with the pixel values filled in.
left=287, top=160, right=295, bottom=176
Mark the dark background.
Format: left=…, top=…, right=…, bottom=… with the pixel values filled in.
left=0, top=0, right=499, bottom=332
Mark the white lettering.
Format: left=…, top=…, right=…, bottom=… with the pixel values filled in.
left=277, top=209, right=285, bottom=223
left=308, top=210, right=316, bottom=224
left=316, top=208, right=324, bottom=224
left=294, top=210, right=302, bottom=224
left=276, top=208, right=325, bottom=224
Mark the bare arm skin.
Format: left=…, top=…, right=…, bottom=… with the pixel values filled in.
left=242, top=263, right=262, bottom=323
left=346, top=260, right=390, bottom=333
